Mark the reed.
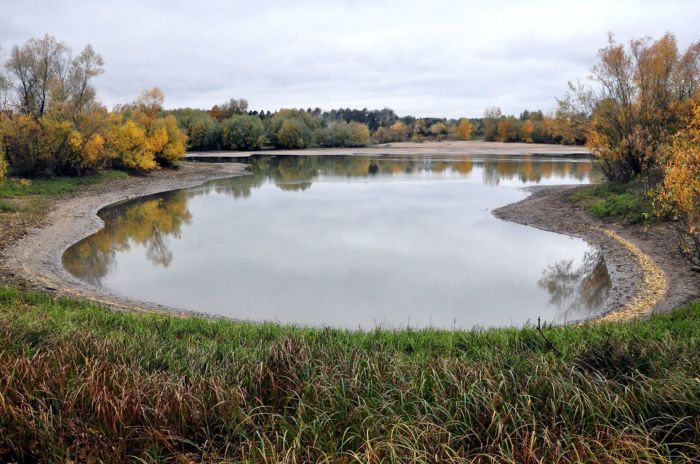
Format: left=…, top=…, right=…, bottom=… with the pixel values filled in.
left=1, top=286, right=698, bottom=463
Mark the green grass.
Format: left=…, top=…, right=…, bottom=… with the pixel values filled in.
left=570, top=181, right=652, bottom=223
left=0, top=199, right=19, bottom=212
left=1, top=285, right=699, bottom=462
left=0, top=169, right=127, bottom=199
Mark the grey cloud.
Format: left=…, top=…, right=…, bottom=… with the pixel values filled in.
left=1, top=0, right=699, bottom=117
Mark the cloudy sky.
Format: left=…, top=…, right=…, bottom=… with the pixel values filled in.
left=1, top=0, right=699, bottom=118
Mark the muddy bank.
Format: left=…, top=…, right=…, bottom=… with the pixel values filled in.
left=494, top=186, right=700, bottom=320
left=1, top=162, right=247, bottom=315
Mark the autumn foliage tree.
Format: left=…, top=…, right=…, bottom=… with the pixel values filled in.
left=657, top=98, right=700, bottom=266
left=567, top=33, right=700, bottom=181
left=455, top=118, right=473, bottom=141
left=0, top=36, right=187, bottom=176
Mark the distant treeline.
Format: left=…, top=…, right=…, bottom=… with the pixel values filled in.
left=0, top=35, right=589, bottom=180
left=167, top=99, right=586, bottom=152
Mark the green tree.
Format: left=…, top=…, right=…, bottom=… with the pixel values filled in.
left=277, top=118, right=310, bottom=148
left=221, top=114, right=265, bottom=150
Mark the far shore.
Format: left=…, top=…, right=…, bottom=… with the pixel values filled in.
left=185, top=140, right=591, bottom=159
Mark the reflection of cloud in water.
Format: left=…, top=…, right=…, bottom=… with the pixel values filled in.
left=538, top=252, right=612, bottom=323
left=63, top=155, right=599, bottom=301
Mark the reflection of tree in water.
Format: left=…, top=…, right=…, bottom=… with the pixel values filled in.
left=538, top=252, right=612, bottom=323
left=480, top=156, right=586, bottom=186
left=63, top=191, right=192, bottom=284
left=195, top=155, right=594, bottom=196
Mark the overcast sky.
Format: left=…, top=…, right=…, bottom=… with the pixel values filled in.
left=1, top=0, right=699, bottom=118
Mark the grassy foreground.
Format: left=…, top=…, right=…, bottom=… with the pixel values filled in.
left=0, top=287, right=699, bottom=463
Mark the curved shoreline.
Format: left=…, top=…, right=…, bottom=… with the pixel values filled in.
left=2, top=161, right=697, bottom=323
left=494, top=186, right=698, bottom=321
left=1, top=162, right=248, bottom=316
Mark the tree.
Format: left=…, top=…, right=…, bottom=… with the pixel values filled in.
left=0, top=48, right=10, bottom=112
left=277, top=118, right=309, bottom=148
left=135, top=87, right=165, bottom=126
left=521, top=119, right=534, bottom=143
left=496, top=116, right=520, bottom=142
left=657, top=98, right=700, bottom=267
left=66, top=45, right=104, bottom=117
left=430, top=122, right=448, bottom=140
left=107, top=119, right=157, bottom=171
left=2, top=114, right=50, bottom=175
left=389, top=121, right=409, bottom=141
left=221, top=114, right=265, bottom=150
left=267, top=109, right=318, bottom=148
left=213, top=98, right=248, bottom=121
left=4, top=35, right=71, bottom=118
left=483, top=107, right=502, bottom=141
left=154, top=115, right=187, bottom=166
left=455, top=118, right=472, bottom=140
left=568, top=33, right=700, bottom=181
left=131, top=88, right=187, bottom=166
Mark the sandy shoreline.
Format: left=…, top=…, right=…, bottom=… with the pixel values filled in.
left=1, top=162, right=248, bottom=316
left=2, top=152, right=697, bottom=323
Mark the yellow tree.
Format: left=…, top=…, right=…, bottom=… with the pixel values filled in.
left=132, top=88, right=187, bottom=167
left=657, top=98, right=700, bottom=266
left=389, top=121, right=409, bottom=141
left=455, top=118, right=472, bottom=140
left=106, top=117, right=157, bottom=171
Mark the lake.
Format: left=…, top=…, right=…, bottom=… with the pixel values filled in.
left=63, top=154, right=611, bottom=328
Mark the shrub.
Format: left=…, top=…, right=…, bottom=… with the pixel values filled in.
left=107, top=120, right=157, bottom=171
left=277, top=117, right=310, bottom=148
left=2, top=115, right=51, bottom=176
left=153, top=115, right=187, bottom=166
left=656, top=98, right=700, bottom=266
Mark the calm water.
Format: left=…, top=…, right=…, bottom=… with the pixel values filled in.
left=64, top=155, right=611, bottom=328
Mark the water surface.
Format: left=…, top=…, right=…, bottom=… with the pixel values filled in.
left=64, top=155, right=610, bottom=328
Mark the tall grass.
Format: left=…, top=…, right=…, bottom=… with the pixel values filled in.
left=0, top=286, right=699, bottom=462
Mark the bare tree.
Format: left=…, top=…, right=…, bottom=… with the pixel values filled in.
left=67, top=44, right=104, bottom=117
left=4, top=35, right=71, bottom=117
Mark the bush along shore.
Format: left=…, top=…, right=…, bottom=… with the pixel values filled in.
left=0, top=286, right=699, bottom=462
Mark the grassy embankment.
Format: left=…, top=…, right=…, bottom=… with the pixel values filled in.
left=0, top=171, right=128, bottom=246
left=0, top=170, right=127, bottom=211
left=569, top=180, right=653, bottom=223
left=0, top=285, right=698, bottom=463
left=1, top=173, right=698, bottom=462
